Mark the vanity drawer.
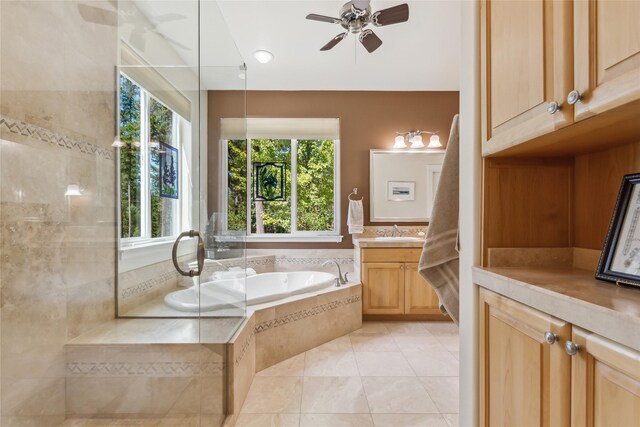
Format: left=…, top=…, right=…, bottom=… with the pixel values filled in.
left=361, top=248, right=423, bottom=263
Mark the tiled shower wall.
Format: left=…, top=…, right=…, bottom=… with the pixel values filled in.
left=0, top=1, right=117, bottom=425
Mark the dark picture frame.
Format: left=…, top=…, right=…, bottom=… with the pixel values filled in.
left=159, top=143, right=179, bottom=199
left=596, top=173, right=640, bottom=288
left=254, top=162, right=286, bottom=202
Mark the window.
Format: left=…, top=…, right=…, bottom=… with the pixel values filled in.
left=223, top=136, right=340, bottom=241
left=119, top=74, right=187, bottom=243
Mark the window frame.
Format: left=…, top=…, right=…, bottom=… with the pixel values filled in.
left=118, top=73, right=185, bottom=248
left=221, top=138, right=342, bottom=243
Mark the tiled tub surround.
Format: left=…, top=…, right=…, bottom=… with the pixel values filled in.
left=119, top=249, right=356, bottom=317
left=63, top=283, right=362, bottom=425
left=225, top=283, right=362, bottom=426
left=119, top=256, right=275, bottom=317
left=0, top=0, right=118, bottom=424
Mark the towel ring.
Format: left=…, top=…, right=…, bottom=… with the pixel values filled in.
left=348, top=188, right=363, bottom=201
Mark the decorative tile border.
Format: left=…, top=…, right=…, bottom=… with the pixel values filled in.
left=254, top=294, right=361, bottom=334
left=120, top=271, right=178, bottom=299
left=66, top=361, right=224, bottom=377
left=275, top=257, right=353, bottom=266
left=0, top=115, right=114, bottom=161
left=234, top=329, right=255, bottom=367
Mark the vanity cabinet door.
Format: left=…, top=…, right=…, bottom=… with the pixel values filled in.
left=479, top=288, right=571, bottom=427
left=404, top=263, right=440, bottom=315
left=570, top=327, right=640, bottom=426
left=362, top=262, right=405, bottom=315
left=573, top=0, right=640, bottom=121
left=480, top=0, right=573, bottom=155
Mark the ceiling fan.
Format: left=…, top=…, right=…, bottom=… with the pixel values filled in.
left=77, top=1, right=191, bottom=51
left=306, top=0, right=409, bottom=53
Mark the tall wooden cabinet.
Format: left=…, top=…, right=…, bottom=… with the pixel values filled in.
left=571, top=327, right=640, bottom=426
left=573, top=0, right=640, bottom=121
left=481, top=0, right=640, bottom=156
left=479, top=288, right=640, bottom=427
left=479, top=288, right=571, bottom=427
left=480, top=0, right=573, bottom=152
left=360, top=248, right=442, bottom=317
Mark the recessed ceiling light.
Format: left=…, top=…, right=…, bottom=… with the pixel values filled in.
left=253, top=50, right=274, bottom=64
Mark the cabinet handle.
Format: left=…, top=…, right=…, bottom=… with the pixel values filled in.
left=567, top=90, right=582, bottom=105
left=400, top=265, right=405, bottom=270
left=565, top=340, right=581, bottom=356
left=544, top=331, right=558, bottom=345
left=547, top=101, right=561, bottom=114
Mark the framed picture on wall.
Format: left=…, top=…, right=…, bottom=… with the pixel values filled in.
left=387, top=181, right=415, bottom=202
left=159, top=143, right=179, bottom=199
left=596, top=173, right=640, bottom=288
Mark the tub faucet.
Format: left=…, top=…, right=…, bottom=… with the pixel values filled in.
left=322, top=260, right=347, bottom=285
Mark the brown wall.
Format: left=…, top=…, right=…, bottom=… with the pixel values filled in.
left=208, top=90, right=460, bottom=249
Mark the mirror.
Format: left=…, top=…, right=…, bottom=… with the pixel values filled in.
left=369, top=149, right=445, bottom=222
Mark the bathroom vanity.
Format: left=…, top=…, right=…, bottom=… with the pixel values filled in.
left=353, top=237, right=445, bottom=319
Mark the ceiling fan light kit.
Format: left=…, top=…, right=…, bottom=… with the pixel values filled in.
left=306, top=0, right=409, bottom=53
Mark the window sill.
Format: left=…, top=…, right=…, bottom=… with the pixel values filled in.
left=242, top=235, right=344, bottom=243
left=119, top=237, right=196, bottom=272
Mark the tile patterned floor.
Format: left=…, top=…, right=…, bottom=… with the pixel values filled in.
left=237, top=321, right=459, bottom=427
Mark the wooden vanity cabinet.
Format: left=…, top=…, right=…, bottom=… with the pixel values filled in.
left=361, top=248, right=441, bottom=317
left=478, top=288, right=571, bottom=427
left=479, top=288, right=640, bottom=426
left=572, top=0, right=640, bottom=121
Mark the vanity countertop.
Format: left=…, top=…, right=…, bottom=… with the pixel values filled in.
left=473, top=266, right=640, bottom=352
left=353, top=237, right=426, bottom=248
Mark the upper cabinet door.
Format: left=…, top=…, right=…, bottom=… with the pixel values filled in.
left=573, top=0, right=640, bottom=121
left=570, top=327, right=640, bottom=426
left=481, top=0, right=573, bottom=155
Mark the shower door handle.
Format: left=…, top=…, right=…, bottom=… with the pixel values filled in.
left=172, top=230, right=205, bottom=277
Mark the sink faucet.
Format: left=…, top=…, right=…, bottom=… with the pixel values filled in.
left=322, top=260, right=347, bottom=285
left=392, top=224, right=400, bottom=237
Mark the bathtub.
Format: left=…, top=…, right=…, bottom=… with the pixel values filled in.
left=164, top=271, right=337, bottom=312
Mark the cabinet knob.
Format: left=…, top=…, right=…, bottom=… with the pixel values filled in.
left=547, top=101, right=560, bottom=114
left=544, top=331, right=558, bottom=345
left=565, top=340, right=580, bottom=356
left=400, top=265, right=405, bottom=270
left=567, top=90, right=582, bottom=105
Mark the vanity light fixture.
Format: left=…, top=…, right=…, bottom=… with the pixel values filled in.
left=64, top=184, right=83, bottom=197
left=253, top=50, right=274, bottom=64
left=395, top=130, right=440, bottom=149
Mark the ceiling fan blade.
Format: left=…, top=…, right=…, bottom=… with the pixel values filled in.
left=77, top=4, right=118, bottom=27
left=372, top=3, right=409, bottom=27
left=351, top=0, right=371, bottom=10
left=153, top=13, right=187, bottom=23
left=321, top=33, right=348, bottom=51
left=359, top=30, right=383, bottom=53
left=306, top=14, right=342, bottom=24
left=150, top=29, right=192, bottom=51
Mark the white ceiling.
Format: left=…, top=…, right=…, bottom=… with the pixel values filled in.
left=132, top=0, right=461, bottom=91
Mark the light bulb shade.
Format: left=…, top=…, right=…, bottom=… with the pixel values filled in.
left=393, top=135, right=407, bottom=148
left=427, top=134, right=442, bottom=148
left=111, top=137, right=124, bottom=148
left=253, top=50, right=274, bottom=64
left=409, top=133, right=424, bottom=148
left=65, top=184, right=82, bottom=196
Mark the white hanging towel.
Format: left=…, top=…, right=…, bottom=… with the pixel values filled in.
left=347, top=199, right=364, bottom=234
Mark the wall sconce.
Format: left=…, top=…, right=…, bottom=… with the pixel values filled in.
left=394, top=130, right=441, bottom=149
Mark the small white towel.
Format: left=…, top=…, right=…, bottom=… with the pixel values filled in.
left=348, top=199, right=364, bottom=234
